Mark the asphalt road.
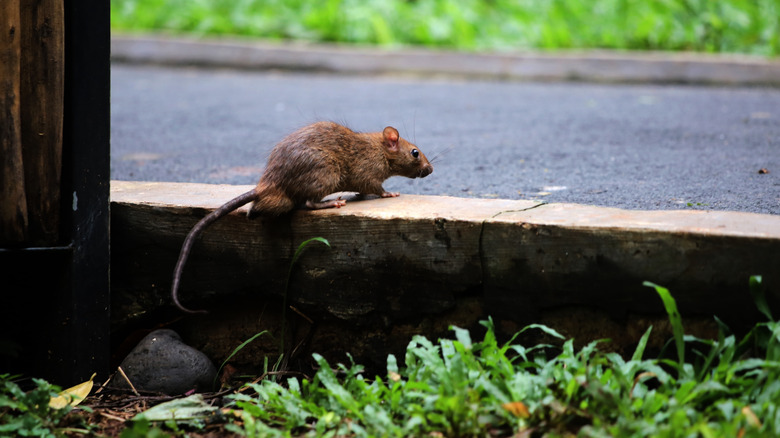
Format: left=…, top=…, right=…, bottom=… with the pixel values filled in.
left=111, top=64, right=780, bottom=214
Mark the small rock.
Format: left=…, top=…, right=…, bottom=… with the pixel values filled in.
left=112, top=329, right=216, bottom=395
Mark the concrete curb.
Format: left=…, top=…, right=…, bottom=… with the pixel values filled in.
left=111, top=34, right=780, bottom=86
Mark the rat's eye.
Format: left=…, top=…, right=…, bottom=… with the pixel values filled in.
left=411, top=149, right=420, bottom=158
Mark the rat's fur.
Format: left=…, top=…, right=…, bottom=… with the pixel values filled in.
left=172, top=122, right=433, bottom=313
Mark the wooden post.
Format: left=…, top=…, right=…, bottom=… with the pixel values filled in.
left=21, top=0, right=64, bottom=245
left=0, top=1, right=29, bottom=244
left=0, top=0, right=109, bottom=384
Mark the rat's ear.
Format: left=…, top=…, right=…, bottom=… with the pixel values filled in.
left=383, top=126, right=399, bottom=151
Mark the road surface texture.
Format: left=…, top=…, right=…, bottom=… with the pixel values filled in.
left=111, top=64, right=779, bottom=214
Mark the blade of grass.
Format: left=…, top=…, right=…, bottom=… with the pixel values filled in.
left=749, top=275, right=772, bottom=321
left=214, top=331, right=269, bottom=388
left=631, top=325, right=653, bottom=362
left=644, top=281, right=685, bottom=370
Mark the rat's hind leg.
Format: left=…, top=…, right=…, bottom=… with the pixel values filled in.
left=306, top=199, right=347, bottom=210
left=248, top=185, right=296, bottom=218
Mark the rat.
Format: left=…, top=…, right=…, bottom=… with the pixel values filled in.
left=171, top=121, right=433, bottom=314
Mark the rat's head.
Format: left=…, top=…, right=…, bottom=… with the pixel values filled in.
left=381, top=126, right=433, bottom=179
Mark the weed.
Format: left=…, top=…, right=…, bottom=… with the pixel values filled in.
left=228, top=276, right=780, bottom=436
left=5, top=277, right=777, bottom=436
left=215, top=331, right=270, bottom=389
left=214, top=237, right=329, bottom=390
left=0, top=374, right=90, bottom=437
left=281, top=237, right=330, bottom=355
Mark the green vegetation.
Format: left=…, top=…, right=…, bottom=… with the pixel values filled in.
left=111, top=0, right=780, bottom=56
left=3, top=277, right=778, bottom=436
left=227, top=278, right=780, bottom=436
left=0, top=375, right=89, bottom=437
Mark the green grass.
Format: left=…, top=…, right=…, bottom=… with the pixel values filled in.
left=111, top=0, right=780, bottom=56
left=4, top=277, right=778, bottom=436
left=225, top=277, right=780, bottom=437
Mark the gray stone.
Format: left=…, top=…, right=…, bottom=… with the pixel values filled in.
left=113, top=329, right=216, bottom=395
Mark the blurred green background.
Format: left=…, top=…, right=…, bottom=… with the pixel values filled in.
left=111, top=0, right=779, bottom=56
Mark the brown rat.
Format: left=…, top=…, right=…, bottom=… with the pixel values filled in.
left=171, top=121, right=433, bottom=313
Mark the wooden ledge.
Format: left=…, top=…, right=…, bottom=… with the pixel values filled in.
left=110, top=181, right=780, bottom=368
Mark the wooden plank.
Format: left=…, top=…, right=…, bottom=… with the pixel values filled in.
left=110, top=181, right=780, bottom=371
left=111, top=183, right=780, bottom=327
left=110, top=182, right=537, bottom=325
left=20, top=0, right=64, bottom=245
left=0, top=0, right=28, bottom=244
left=483, top=204, right=780, bottom=327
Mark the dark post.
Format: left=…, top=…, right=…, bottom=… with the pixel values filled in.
left=0, top=0, right=110, bottom=385
left=55, top=0, right=111, bottom=384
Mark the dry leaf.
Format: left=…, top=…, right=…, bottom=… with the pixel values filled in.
left=502, top=401, right=530, bottom=418
left=50, top=373, right=96, bottom=409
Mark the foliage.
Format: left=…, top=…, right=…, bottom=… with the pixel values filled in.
left=111, top=0, right=780, bottom=55
left=4, top=277, right=777, bottom=436
left=0, top=374, right=88, bottom=437
left=228, top=276, right=780, bottom=436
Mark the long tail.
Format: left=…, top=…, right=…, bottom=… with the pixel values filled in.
left=171, top=190, right=257, bottom=314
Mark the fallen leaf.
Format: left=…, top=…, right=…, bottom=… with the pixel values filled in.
left=50, top=373, right=96, bottom=409
left=502, top=401, right=530, bottom=418
left=132, top=394, right=220, bottom=423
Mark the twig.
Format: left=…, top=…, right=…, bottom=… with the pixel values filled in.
left=289, top=305, right=313, bottom=324
left=93, top=374, right=113, bottom=395
left=99, top=411, right=128, bottom=422
left=117, top=366, right=140, bottom=396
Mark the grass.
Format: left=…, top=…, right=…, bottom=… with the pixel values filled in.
left=110, top=0, right=780, bottom=56
left=3, top=277, right=778, bottom=436
left=223, top=276, right=780, bottom=437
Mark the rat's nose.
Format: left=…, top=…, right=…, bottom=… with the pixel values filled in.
left=419, top=163, right=433, bottom=177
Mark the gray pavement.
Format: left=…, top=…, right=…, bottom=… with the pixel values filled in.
left=111, top=63, right=780, bottom=215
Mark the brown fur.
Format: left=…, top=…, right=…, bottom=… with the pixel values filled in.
left=172, top=122, right=433, bottom=313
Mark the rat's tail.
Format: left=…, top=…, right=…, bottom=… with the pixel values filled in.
left=171, top=190, right=257, bottom=314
